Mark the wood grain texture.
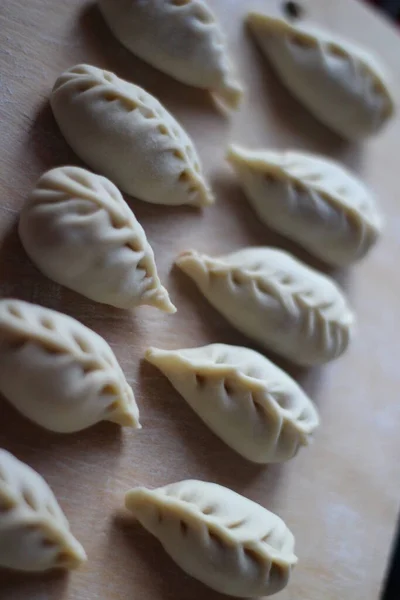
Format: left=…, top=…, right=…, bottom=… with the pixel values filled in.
left=0, top=0, right=399, bottom=598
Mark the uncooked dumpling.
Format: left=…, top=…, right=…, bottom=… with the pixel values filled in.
left=50, top=64, right=213, bottom=206
left=125, top=479, right=297, bottom=597
left=19, top=166, right=176, bottom=313
left=227, top=145, right=382, bottom=266
left=146, top=344, right=319, bottom=463
left=0, top=299, right=140, bottom=432
left=176, top=247, right=354, bottom=365
left=98, top=0, right=243, bottom=109
left=247, top=13, right=395, bottom=140
left=0, top=449, right=86, bottom=571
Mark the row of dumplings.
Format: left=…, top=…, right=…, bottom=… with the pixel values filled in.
left=21, top=137, right=384, bottom=279
left=94, top=0, right=394, bottom=140
left=0, top=294, right=319, bottom=460
left=47, top=49, right=384, bottom=265
left=14, top=153, right=358, bottom=416
left=18, top=156, right=360, bottom=365
left=0, top=449, right=296, bottom=597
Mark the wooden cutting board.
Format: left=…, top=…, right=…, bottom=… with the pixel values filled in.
left=0, top=0, right=399, bottom=598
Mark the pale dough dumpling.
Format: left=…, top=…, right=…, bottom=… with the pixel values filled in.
left=247, top=13, right=395, bottom=140
left=146, top=344, right=319, bottom=463
left=227, top=145, right=382, bottom=266
left=125, top=480, right=297, bottom=597
left=0, top=299, right=140, bottom=432
left=19, top=166, right=176, bottom=313
left=0, top=449, right=86, bottom=571
left=176, top=247, right=354, bottom=365
left=50, top=64, right=213, bottom=206
left=98, top=0, right=243, bottom=109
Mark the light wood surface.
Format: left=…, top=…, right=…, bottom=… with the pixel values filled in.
left=0, top=0, right=399, bottom=598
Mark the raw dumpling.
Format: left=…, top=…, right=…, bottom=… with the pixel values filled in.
left=247, top=13, right=395, bottom=140
left=125, top=479, right=297, bottom=597
left=98, top=0, right=243, bottom=109
left=19, top=166, right=176, bottom=313
left=50, top=64, right=213, bottom=206
left=227, top=145, right=382, bottom=267
left=0, top=299, right=140, bottom=432
left=145, top=344, right=319, bottom=463
left=0, top=449, right=86, bottom=571
left=176, top=247, right=354, bottom=365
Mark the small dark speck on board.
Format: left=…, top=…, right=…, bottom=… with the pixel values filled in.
left=283, top=1, right=304, bottom=20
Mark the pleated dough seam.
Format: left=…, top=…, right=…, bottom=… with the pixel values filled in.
left=145, top=492, right=295, bottom=565
left=0, top=303, right=114, bottom=372
left=173, top=356, right=313, bottom=434
left=54, top=67, right=212, bottom=204
left=247, top=12, right=394, bottom=119
left=200, top=257, right=352, bottom=352
left=32, top=170, right=165, bottom=301
left=244, top=159, right=379, bottom=232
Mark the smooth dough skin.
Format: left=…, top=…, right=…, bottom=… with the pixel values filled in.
left=0, top=450, right=86, bottom=572
left=125, top=480, right=297, bottom=597
left=0, top=299, right=140, bottom=433
left=98, top=0, right=243, bottom=109
left=19, top=166, right=176, bottom=313
left=227, top=145, right=383, bottom=267
left=176, top=247, right=355, bottom=366
left=145, top=343, right=319, bottom=463
left=50, top=64, right=214, bottom=206
left=247, top=13, right=395, bottom=140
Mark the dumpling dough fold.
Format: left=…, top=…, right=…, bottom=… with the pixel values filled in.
left=146, top=343, right=319, bottom=463
left=50, top=64, right=213, bottom=206
left=176, top=247, right=354, bottom=365
left=125, top=479, right=297, bottom=597
left=0, top=299, right=140, bottom=432
left=0, top=449, right=86, bottom=571
left=247, top=13, right=395, bottom=140
left=98, top=0, right=243, bottom=109
left=19, top=166, right=176, bottom=312
left=227, top=145, right=382, bottom=266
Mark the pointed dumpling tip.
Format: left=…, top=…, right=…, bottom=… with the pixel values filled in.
left=193, top=185, right=215, bottom=208
left=146, top=287, right=177, bottom=314
left=145, top=346, right=177, bottom=370
left=144, top=346, right=163, bottom=362
left=106, top=393, right=141, bottom=429
left=175, top=250, right=201, bottom=273
left=55, top=533, right=87, bottom=570
left=226, top=144, right=248, bottom=166
left=109, top=410, right=142, bottom=429
left=175, top=249, right=197, bottom=265
left=161, top=298, right=177, bottom=315
left=215, top=80, right=244, bottom=112
left=124, top=487, right=152, bottom=513
left=246, top=12, right=287, bottom=34
left=175, top=250, right=210, bottom=288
